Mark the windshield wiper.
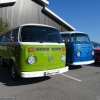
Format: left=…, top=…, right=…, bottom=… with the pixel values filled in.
left=39, top=41, right=43, bottom=43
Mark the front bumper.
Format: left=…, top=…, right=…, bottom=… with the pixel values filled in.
left=21, top=66, right=68, bottom=78
left=68, top=60, right=94, bottom=65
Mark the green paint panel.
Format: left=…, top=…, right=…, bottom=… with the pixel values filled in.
left=0, top=43, right=66, bottom=73
left=19, top=44, right=66, bottom=72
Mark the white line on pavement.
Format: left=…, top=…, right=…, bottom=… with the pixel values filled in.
left=61, top=74, right=82, bottom=82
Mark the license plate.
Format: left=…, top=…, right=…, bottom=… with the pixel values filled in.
left=44, top=70, right=59, bottom=76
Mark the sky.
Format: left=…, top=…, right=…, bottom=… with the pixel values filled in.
left=47, top=0, right=100, bottom=43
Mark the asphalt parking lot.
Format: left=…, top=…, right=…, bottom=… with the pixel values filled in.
left=0, top=62, right=100, bottom=100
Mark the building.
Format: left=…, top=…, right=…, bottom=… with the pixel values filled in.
left=0, top=0, right=75, bottom=31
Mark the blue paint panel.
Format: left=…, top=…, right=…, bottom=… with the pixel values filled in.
left=65, top=43, right=94, bottom=63
left=72, top=44, right=93, bottom=62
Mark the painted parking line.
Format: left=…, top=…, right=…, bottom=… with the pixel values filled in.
left=61, top=74, right=82, bottom=82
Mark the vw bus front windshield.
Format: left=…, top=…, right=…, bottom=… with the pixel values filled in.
left=71, top=33, right=91, bottom=44
left=20, top=26, right=63, bottom=43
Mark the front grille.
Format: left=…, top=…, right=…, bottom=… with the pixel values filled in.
left=35, top=48, right=62, bottom=51
left=35, top=48, right=50, bottom=51
left=80, top=47, right=92, bottom=49
left=81, top=47, right=88, bottom=49
left=51, top=48, right=61, bottom=51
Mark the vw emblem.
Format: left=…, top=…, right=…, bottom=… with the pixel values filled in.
left=48, top=56, right=53, bottom=62
left=87, top=51, right=89, bottom=55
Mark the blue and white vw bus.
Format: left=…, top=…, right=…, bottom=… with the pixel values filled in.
left=60, top=31, right=94, bottom=65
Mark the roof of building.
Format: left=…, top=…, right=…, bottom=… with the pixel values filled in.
left=0, top=0, right=75, bottom=31
left=43, top=7, right=75, bottom=31
left=0, top=0, right=49, bottom=5
left=39, top=0, right=75, bottom=31
left=0, top=0, right=17, bottom=4
left=38, top=0, right=49, bottom=6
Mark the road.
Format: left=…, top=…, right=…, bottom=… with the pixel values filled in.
left=0, top=62, right=100, bottom=100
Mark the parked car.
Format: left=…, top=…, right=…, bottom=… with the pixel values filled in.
left=92, top=42, right=100, bottom=63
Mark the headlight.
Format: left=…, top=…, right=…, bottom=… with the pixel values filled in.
left=76, top=52, right=81, bottom=57
left=61, top=55, right=66, bottom=62
left=92, top=51, right=94, bottom=55
left=27, top=56, right=36, bottom=64
left=77, top=46, right=81, bottom=50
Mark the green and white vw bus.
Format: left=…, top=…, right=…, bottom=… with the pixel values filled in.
left=0, top=24, right=68, bottom=80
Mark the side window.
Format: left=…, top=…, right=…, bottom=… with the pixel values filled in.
left=65, top=35, right=70, bottom=42
left=5, top=31, right=11, bottom=42
left=0, top=36, right=2, bottom=42
left=61, top=34, right=70, bottom=43
left=12, top=29, right=19, bottom=42
left=1, top=35, right=6, bottom=42
left=71, top=37, right=74, bottom=42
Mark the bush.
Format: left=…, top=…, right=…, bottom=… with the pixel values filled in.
left=0, top=17, right=10, bottom=35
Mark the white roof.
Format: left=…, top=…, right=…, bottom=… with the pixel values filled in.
left=60, top=31, right=85, bottom=34
left=16, top=23, right=58, bottom=30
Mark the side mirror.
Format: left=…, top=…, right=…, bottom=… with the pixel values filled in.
left=10, top=37, right=14, bottom=42
left=63, top=39, right=66, bottom=43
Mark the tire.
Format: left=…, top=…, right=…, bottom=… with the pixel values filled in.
left=0, top=57, right=2, bottom=67
left=94, top=58, right=99, bottom=63
left=11, top=66, right=19, bottom=81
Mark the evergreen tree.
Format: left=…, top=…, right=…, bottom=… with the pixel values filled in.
left=0, top=17, right=10, bottom=35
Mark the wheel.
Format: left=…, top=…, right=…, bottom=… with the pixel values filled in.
left=11, top=66, right=19, bottom=81
left=0, top=57, right=2, bottom=67
left=94, top=58, right=99, bottom=63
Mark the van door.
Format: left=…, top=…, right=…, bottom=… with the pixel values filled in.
left=61, top=34, right=72, bottom=63
left=0, top=35, right=5, bottom=58
left=0, top=34, right=7, bottom=57
left=9, top=29, right=20, bottom=68
left=2, top=31, right=12, bottom=65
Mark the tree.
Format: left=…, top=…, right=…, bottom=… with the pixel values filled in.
left=0, top=17, right=10, bottom=35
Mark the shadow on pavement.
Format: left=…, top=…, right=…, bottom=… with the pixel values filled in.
left=85, top=62, right=100, bottom=68
left=0, top=66, right=51, bottom=86
left=68, top=65, right=82, bottom=70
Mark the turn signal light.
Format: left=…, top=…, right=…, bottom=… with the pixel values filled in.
left=62, top=47, right=66, bottom=51
left=28, top=47, right=34, bottom=52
